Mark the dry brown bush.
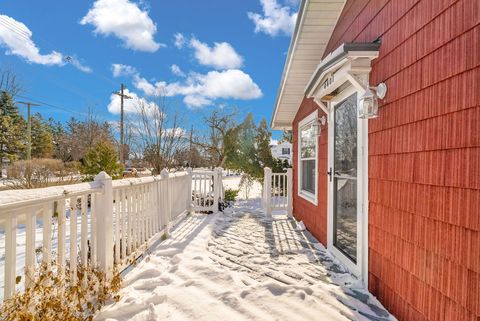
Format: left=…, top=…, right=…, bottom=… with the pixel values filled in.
left=6, top=158, right=80, bottom=189
left=0, top=262, right=122, bottom=321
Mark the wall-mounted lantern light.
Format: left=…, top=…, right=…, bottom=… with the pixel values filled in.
left=312, top=115, right=327, bottom=136
left=358, top=82, right=387, bottom=119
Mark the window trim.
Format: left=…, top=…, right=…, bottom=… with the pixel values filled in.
left=297, top=110, right=318, bottom=205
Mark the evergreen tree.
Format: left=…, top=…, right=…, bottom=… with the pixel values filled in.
left=223, top=114, right=289, bottom=182
left=0, top=91, right=25, bottom=170
left=80, top=141, right=122, bottom=179
left=225, top=113, right=261, bottom=177
left=255, top=118, right=275, bottom=170
left=31, top=112, right=54, bottom=158
left=280, top=130, right=292, bottom=143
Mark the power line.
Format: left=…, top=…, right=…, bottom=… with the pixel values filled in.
left=0, top=20, right=31, bottom=42
left=15, top=94, right=98, bottom=118
left=0, top=17, right=31, bottom=38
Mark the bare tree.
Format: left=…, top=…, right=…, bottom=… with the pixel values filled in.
left=0, top=67, right=22, bottom=99
left=55, top=108, right=115, bottom=162
left=127, top=97, right=187, bottom=174
left=194, top=108, right=237, bottom=168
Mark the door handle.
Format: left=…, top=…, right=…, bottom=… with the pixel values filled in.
left=327, top=167, right=333, bottom=182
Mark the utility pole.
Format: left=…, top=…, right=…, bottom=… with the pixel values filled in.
left=17, top=101, right=41, bottom=160
left=113, top=84, right=132, bottom=166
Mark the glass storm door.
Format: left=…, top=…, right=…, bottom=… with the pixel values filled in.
left=332, top=93, right=358, bottom=262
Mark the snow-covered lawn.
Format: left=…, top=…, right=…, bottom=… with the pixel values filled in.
left=95, top=181, right=394, bottom=321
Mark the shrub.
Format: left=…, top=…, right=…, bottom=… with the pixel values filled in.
left=239, top=174, right=254, bottom=199
left=0, top=262, right=122, bottom=321
left=6, top=159, right=80, bottom=189
left=80, top=141, right=122, bottom=180
left=224, top=189, right=239, bottom=203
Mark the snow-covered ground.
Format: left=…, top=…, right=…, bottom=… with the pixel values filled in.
left=95, top=178, right=395, bottom=321
left=222, top=175, right=263, bottom=200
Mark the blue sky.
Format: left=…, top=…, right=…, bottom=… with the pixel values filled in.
left=0, top=0, right=299, bottom=139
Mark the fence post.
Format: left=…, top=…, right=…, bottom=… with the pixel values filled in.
left=264, top=167, right=272, bottom=217
left=94, top=171, right=114, bottom=274
left=160, top=169, right=171, bottom=232
left=186, top=168, right=193, bottom=214
left=218, top=168, right=224, bottom=200
left=213, top=167, right=221, bottom=212
left=286, top=168, right=293, bottom=217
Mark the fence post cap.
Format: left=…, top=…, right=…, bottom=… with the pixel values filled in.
left=160, top=169, right=169, bottom=178
left=94, top=171, right=111, bottom=181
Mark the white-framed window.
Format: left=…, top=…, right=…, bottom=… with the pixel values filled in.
left=298, top=111, right=318, bottom=204
left=281, top=147, right=290, bottom=155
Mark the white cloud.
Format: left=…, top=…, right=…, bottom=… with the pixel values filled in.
left=248, top=0, right=298, bottom=36
left=133, top=69, right=262, bottom=108
left=0, top=15, right=91, bottom=72
left=173, top=32, right=185, bottom=49
left=80, top=0, right=162, bottom=52
left=163, top=127, right=188, bottom=138
left=190, top=38, right=243, bottom=69
left=70, top=57, right=92, bottom=73
left=107, top=88, right=158, bottom=115
left=183, top=95, right=212, bottom=108
left=112, top=63, right=137, bottom=77
left=132, top=74, right=159, bottom=96
left=170, top=64, right=185, bottom=77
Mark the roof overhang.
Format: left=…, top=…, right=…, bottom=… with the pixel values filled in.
left=305, top=42, right=380, bottom=111
left=271, top=0, right=347, bottom=130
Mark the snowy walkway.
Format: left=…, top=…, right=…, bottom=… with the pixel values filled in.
left=95, top=200, right=394, bottom=321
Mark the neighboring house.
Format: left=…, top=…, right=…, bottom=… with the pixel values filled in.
left=271, top=1, right=479, bottom=321
left=270, top=141, right=292, bottom=164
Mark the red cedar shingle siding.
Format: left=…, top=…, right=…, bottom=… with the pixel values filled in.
left=290, top=0, right=480, bottom=320
left=292, top=98, right=328, bottom=245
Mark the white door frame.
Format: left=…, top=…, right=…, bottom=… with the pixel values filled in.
left=326, top=85, right=369, bottom=286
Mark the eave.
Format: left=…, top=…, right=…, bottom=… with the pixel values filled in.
left=271, top=0, right=346, bottom=130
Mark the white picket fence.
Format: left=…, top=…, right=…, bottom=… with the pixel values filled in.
left=0, top=168, right=223, bottom=300
left=262, top=167, right=293, bottom=217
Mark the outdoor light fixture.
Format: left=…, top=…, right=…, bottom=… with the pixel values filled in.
left=312, top=115, right=327, bottom=136
left=358, top=82, right=387, bottom=119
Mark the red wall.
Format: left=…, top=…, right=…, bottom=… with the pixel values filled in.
left=292, top=98, right=328, bottom=245
left=322, top=0, right=480, bottom=320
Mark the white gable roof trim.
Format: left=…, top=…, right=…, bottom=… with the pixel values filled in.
left=271, top=0, right=347, bottom=130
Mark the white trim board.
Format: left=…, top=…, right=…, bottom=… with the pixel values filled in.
left=297, top=110, right=319, bottom=206
left=326, top=85, right=369, bottom=286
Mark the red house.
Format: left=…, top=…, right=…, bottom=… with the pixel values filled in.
left=271, top=1, right=479, bottom=320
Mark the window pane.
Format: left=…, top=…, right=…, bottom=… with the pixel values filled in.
left=334, top=93, right=357, bottom=176
left=301, top=159, right=315, bottom=194
left=334, top=178, right=357, bottom=262
left=300, top=125, right=315, bottom=158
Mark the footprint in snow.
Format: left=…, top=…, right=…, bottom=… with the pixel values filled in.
left=171, top=255, right=182, bottom=264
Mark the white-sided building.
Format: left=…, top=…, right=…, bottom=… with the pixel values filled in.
left=270, top=141, right=292, bottom=164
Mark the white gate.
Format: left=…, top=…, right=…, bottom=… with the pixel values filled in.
left=191, top=168, right=223, bottom=212
left=262, top=167, right=293, bottom=217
